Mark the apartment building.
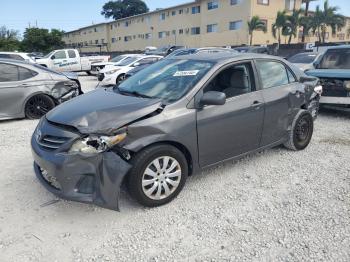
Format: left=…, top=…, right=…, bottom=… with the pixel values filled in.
left=63, top=0, right=349, bottom=53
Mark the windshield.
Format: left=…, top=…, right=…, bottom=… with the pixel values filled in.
left=288, top=53, right=317, bottom=64
left=166, top=49, right=196, bottom=58
left=319, top=49, right=350, bottom=69
left=118, top=57, right=141, bottom=66
left=111, top=55, right=126, bottom=63
left=118, top=59, right=214, bottom=103
left=43, top=51, right=55, bottom=58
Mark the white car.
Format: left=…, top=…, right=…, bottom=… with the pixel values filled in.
left=287, top=52, right=322, bottom=72
left=98, top=55, right=163, bottom=85
left=91, top=54, right=140, bottom=73
left=0, top=52, right=36, bottom=63
left=36, top=49, right=109, bottom=74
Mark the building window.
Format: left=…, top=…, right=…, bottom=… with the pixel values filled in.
left=229, top=20, right=242, bottom=30
left=179, top=9, right=183, bottom=14
left=258, top=19, right=268, bottom=30
left=207, top=23, right=218, bottom=33
left=158, top=31, right=166, bottom=38
left=208, top=1, right=219, bottom=10
left=111, top=38, right=116, bottom=43
left=257, top=0, right=269, bottom=5
left=172, top=10, right=176, bottom=16
left=124, top=36, right=132, bottom=42
left=285, top=0, right=295, bottom=11
left=191, top=27, right=201, bottom=35
left=95, top=40, right=99, bottom=44
left=145, top=33, right=151, bottom=39
left=230, top=0, right=241, bottom=5
left=160, top=13, right=166, bottom=20
left=179, top=29, right=184, bottom=34
left=125, top=21, right=129, bottom=27
left=101, top=39, right=105, bottom=44
left=192, top=6, right=200, bottom=14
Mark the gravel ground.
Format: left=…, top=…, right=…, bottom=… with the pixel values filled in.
left=0, top=75, right=349, bottom=262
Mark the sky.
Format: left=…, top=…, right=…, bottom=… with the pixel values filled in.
left=0, top=0, right=349, bottom=36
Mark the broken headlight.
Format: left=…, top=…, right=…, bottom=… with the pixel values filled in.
left=68, top=132, right=127, bottom=154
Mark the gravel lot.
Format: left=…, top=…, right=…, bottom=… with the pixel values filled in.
left=0, top=74, right=349, bottom=262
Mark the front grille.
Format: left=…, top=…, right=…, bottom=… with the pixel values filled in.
left=39, top=166, right=61, bottom=190
left=98, top=73, right=105, bottom=81
left=38, top=135, right=70, bottom=151
left=320, top=78, right=349, bottom=97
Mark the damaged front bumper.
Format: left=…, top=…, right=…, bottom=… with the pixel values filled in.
left=31, top=121, right=131, bottom=211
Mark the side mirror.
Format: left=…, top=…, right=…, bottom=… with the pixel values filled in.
left=51, top=55, right=56, bottom=60
left=313, top=61, right=319, bottom=69
left=200, top=91, right=226, bottom=106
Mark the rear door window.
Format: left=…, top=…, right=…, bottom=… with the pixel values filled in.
left=0, top=63, right=19, bottom=82
left=68, top=50, right=76, bottom=58
left=256, top=60, right=289, bottom=89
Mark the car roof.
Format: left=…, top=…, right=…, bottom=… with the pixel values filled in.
left=0, top=58, right=32, bottom=65
left=0, top=52, right=27, bottom=55
left=325, top=45, right=350, bottom=50
left=169, top=52, right=282, bottom=63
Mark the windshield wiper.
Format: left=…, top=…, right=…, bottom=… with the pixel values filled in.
left=118, top=89, right=153, bottom=99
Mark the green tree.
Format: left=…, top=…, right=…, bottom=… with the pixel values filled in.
left=311, top=0, right=345, bottom=43
left=301, top=0, right=317, bottom=42
left=272, top=10, right=287, bottom=45
left=247, top=16, right=267, bottom=46
left=101, top=0, right=149, bottom=20
left=0, top=26, right=21, bottom=51
left=21, top=28, right=65, bottom=53
left=284, top=9, right=303, bottom=44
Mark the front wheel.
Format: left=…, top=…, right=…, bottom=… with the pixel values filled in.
left=284, top=110, right=314, bottom=151
left=25, top=94, right=56, bottom=119
left=127, top=144, right=188, bottom=207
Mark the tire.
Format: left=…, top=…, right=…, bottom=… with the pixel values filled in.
left=127, top=144, right=188, bottom=207
left=116, top=74, right=126, bottom=85
left=284, top=110, right=314, bottom=151
left=25, top=94, right=56, bottom=119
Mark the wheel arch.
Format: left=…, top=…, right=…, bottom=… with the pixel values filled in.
left=130, top=140, right=194, bottom=176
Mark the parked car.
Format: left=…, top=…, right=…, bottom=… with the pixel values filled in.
left=124, top=60, right=159, bottom=79
left=306, top=45, right=350, bottom=109
left=165, top=47, right=237, bottom=58
left=36, top=49, right=109, bottom=74
left=31, top=53, right=322, bottom=210
left=0, top=59, right=80, bottom=120
left=91, top=54, right=140, bottom=73
left=98, top=55, right=162, bottom=85
left=287, top=52, right=322, bottom=71
left=146, top=45, right=184, bottom=56
left=0, top=52, right=36, bottom=63
left=234, top=46, right=269, bottom=54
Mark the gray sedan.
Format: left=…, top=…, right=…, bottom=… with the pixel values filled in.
left=31, top=53, right=322, bottom=210
left=0, top=59, right=80, bottom=120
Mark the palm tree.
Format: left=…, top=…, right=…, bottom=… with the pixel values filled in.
left=272, top=10, right=287, bottom=45
left=312, top=0, right=345, bottom=43
left=247, top=16, right=267, bottom=45
left=284, top=9, right=303, bottom=44
left=301, top=0, right=317, bottom=42
left=299, top=15, right=315, bottom=42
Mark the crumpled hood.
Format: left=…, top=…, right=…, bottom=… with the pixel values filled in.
left=306, top=69, right=350, bottom=79
left=46, top=88, right=162, bottom=134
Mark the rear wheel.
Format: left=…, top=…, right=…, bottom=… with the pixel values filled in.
left=284, top=110, right=313, bottom=151
left=25, top=94, right=55, bottom=119
left=127, top=144, right=188, bottom=207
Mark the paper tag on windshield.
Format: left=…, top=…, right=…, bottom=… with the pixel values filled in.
left=173, top=70, right=199, bottom=77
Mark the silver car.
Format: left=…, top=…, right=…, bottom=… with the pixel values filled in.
left=0, top=59, right=80, bottom=120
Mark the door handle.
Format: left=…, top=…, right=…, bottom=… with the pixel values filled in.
left=251, top=101, right=263, bottom=109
